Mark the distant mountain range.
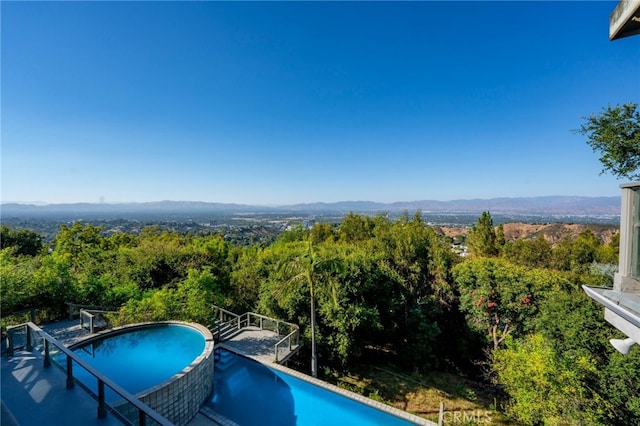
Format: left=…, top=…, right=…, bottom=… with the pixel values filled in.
left=0, top=196, right=621, bottom=218
left=283, top=196, right=621, bottom=216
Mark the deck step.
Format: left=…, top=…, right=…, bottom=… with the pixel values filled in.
left=215, top=350, right=237, bottom=372
left=199, top=406, right=240, bottom=426
left=215, top=361, right=235, bottom=373
left=216, top=324, right=243, bottom=342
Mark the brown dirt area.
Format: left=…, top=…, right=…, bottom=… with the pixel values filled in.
left=439, top=222, right=618, bottom=245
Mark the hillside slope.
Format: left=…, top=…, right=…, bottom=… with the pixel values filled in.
left=440, top=222, right=619, bottom=245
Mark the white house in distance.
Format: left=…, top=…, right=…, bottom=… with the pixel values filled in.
left=582, top=1, right=640, bottom=355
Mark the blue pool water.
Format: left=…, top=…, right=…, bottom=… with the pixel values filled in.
left=210, top=349, right=420, bottom=426
left=60, top=324, right=205, bottom=401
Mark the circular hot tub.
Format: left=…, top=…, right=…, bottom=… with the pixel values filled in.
left=68, top=322, right=214, bottom=425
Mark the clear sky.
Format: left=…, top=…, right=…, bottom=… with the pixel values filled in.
left=2, top=1, right=639, bottom=205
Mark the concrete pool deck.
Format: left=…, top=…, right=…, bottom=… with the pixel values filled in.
left=216, top=326, right=290, bottom=364
left=40, top=319, right=92, bottom=347
left=1, top=349, right=123, bottom=426
left=1, top=320, right=233, bottom=426
left=1, top=346, right=238, bottom=426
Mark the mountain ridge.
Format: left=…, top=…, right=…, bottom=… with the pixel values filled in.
left=1, top=195, right=620, bottom=217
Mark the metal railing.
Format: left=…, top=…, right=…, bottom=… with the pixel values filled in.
left=275, top=327, right=300, bottom=363
left=5, top=322, right=173, bottom=426
left=2, top=303, right=117, bottom=331
left=211, top=306, right=300, bottom=363
left=211, top=306, right=242, bottom=340
left=67, top=303, right=118, bottom=320
left=80, top=309, right=117, bottom=334
left=1, top=307, right=63, bottom=330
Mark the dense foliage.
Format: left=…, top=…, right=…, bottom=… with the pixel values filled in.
left=2, top=211, right=638, bottom=424
left=574, top=102, right=640, bottom=180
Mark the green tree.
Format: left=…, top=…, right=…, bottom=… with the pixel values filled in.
left=575, top=102, right=640, bottom=180
left=454, top=258, right=545, bottom=349
left=128, top=229, right=189, bottom=289
left=550, top=231, right=604, bottom=274
left=338, top=212, right=373, bottom=243
left=466, top=212, right=499, bottom=258
left=310, top=222, right=335, bottom=244
left=601, top=349, right=640, bottom=424
left=0, top=225, right=44, bottom=257
left=31, top=252, right=78, bottom=317
left=534, top=288, right=610, bottom=359
left=502, top=235, right=552, bottom=269
left=115, top=287, right=181, bottom=324
left=0, top=248, right=39, bottom=314
left=54, top=222, right=105, bottom=261
left=229, top=246, right=264, bottom=313
left=275, top=223, right=307, bottom=243
left=177, top=268, right=223, bottom=324
left=534, top=286, right=640, bottom=424
left=595, top=235, right=618, bottom=265
left=495, top=224, right=506, bottom=250
left=493, top=334, right=603, bottom=425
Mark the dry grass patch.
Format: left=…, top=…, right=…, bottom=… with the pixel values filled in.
left=328, top=365, right=514, bottom=425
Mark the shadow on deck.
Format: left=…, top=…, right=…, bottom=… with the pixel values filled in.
left=1, top=349, right=123, bottom=426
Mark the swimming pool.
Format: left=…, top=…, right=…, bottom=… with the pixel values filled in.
left=210, top=349, right=431, bottom=426
left=68, top=323, right=205, bottom=398
left=61, top=322, right=214, bottom=425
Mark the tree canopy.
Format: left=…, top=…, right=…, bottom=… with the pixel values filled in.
left=466, top=211, right=500, bottom=257
left=575, top=102, right=640, bottom=180
left=1, top=213, right=637, bottom=425
left=1, top=225, right=44, bottom=256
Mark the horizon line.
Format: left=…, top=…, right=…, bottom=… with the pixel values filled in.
left=0, top=194, right=622, bottom=208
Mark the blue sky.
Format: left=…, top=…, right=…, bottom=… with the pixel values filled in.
left=2, top=1, right=639, bottom=205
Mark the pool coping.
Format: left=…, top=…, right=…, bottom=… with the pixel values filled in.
left=68, top=320, right=214, bottom=349
left=215, top=343, right=437, bottom=426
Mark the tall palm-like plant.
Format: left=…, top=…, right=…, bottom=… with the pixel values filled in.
left=278, top=239, right=340, bottom=378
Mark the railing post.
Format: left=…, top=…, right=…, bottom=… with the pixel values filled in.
left=66, top=355, right=75, bottom=389
left=260, top=316, right=263, bottom=330
left=98, top=380, right=107, bottom=418
left=90, top=314, right=95, bottom=334
left=26, top=325, right=32, bottom=351
left=6, top=329, right=13, bottom=357
left=44, top=339, right=51, bottom=368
